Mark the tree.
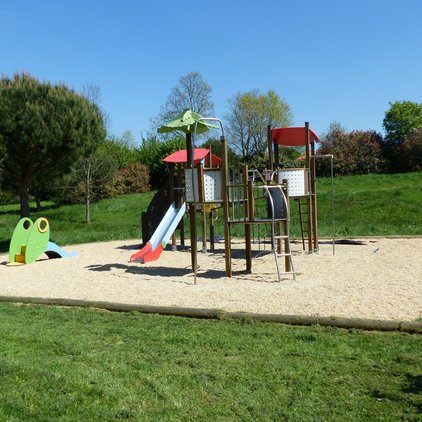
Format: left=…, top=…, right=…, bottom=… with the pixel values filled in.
left=0, top=73, right=106, bottom=217
left=100, top=136, right=140, bottom=169
left=200, top=138, right=239, bottom=167
left=80, top=153, right=118, bottom=223
left=400, top=128, right=422, bottom=172
left=225, top=89, right=292, bottom=164
left=316, top=123, right=385, bottom=176
left=82, top=82, right=111, bottom=133
left=383, top=101, right=422, bottom=172
left=138, top=135, right=185, bottom=187
left=383, top=101, right=422, bottom=146
left=152, top=71, right=214, bottom=132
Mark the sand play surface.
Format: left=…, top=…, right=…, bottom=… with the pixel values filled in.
left=0, top=237, right=421, bottom=322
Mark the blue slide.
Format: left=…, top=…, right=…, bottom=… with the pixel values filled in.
left=130, top=202, right=186, bottom=263
left=44, top=242, right=78, bottom=259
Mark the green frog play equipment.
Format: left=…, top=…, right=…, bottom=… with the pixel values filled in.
left=8, top=217, right=77, bottom=266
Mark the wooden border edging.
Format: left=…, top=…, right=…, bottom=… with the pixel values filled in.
left=0, top=296, right=421, bottom=334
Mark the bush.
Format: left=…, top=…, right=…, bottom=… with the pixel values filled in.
left=112, top=162, right=150, bottom=195
left=399, top=128, right=422, bottom=172
left=317, top=127, right=386, bottom=176
left=201, top=138, right=240, bottom=167
left=138, top=136, right=185, bottom=187
left=98, top=137, right=140, bottom=169
left=0, top=189, right=16, bottom=205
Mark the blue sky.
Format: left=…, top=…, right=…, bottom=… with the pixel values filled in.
left=1, top=0, right=421, bottom=141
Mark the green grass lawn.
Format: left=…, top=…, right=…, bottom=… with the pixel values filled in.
left=2, top=172, right=421, bottom=252
left=0, top=191, right=155, bottom=252
left=314, top=172, right=422, bottom=237
left=1, top=174, right=421, bottom=420
left=0, top=302, right=420, bottom=421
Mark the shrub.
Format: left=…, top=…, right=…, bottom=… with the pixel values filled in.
left=400, top=128, right=422, bottom=172
left=317, top=127, right=386, bottom=176
left=112, top=162, right=150, bottom=195
left=138, top=136, right=185, bottom=187
left=98, top=137, right=140, bottom=169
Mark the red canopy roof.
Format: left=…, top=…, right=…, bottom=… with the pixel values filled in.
left=163, top=148, right=222, bottom=166
left=272, top=127, right=320, bottom=146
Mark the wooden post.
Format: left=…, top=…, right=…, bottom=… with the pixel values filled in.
left=274, top=172, right=282, bottom=254
left=221, top=135, right=232, bottom=277
left=169, top=164, right=177, bottom=250
left=243, top=165, right=252, bottom=272
left=198, top=164, right=207, bottom=253
left=209, top=209, right=215, bottom=251
left=187, top=133, right=197, bottom=273
left=311, top=140, right=319, bottom=252
left=267, top=125, right=273, bottom=170
left=177, top=165, right=185, bottom=246
left=305, top=122, right=313, bottom=253
left=282, top=180, right=291, bottom=272
left=274, top=142, right=280, bottom=169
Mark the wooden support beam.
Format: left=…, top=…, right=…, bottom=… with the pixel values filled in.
left=305, top=122, right=313, bottom=253
left=221, top=136, right=232, bottom=277
left=186, top=133, right=197, bottom=274
left=169, top=164, right=177, bottom=250
left=283, top=181, right=291, bottom=272
left=209, top=210, right=215, bottom=251
left=311, top=141, right=319, bottom=252
left=177, top=165, right=185, bottom=246
left=274, top=142, right=280, bottom=169
left=267, top=124, right=273, bottom=170
left=197, top=165, right=207, bottom=253
left=243, top=165, right=252, bottom=272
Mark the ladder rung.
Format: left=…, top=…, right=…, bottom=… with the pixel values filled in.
left=274, top=235, right=289, bottom=239
left=276, top=253, right=293, bottom=257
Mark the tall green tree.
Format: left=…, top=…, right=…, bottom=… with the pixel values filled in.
left=383, top=101, right=422, bottom=172
left=152, top=71, right=214, bottom=134
left=383, top=101, right=422, bottom=146
left=138, top=135, right=185, bottom=188
left=0, top=73, right=106, bottom=217
left=400, top=128, right=422, bottom=172
left=200, top=138, right=239, bottom=167
left=225, top=89, right=292, bottom=164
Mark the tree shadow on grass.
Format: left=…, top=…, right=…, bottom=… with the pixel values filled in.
left=402, top=374, right=422, bottom=414
left=0, top=203, right=62, bottom=217
left=402, top=373, right=422, bottom=395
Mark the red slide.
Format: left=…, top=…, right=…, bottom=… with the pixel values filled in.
left=130, top=242, right=165, bottom=264
left=130, top=201, right=186, bottom=265
left=129, top=242, right=152, bottom=263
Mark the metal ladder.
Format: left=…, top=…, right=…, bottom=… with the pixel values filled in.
left=264, top=184, right=295, bottom=282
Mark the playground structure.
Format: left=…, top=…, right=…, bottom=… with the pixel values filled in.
left=131, top=147, right=221, bottom=263
left=185, top=117, right=296, bottom=282
left=131, top=110, right=334, bottom=282
left=8, top=217, right=77, bottom=266
left=269, top=123, right=320, bottom=253
left=269, top=123, right=335, bottom=255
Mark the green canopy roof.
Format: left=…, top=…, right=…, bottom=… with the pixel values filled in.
left=157, top=109, right=218, bottom=135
